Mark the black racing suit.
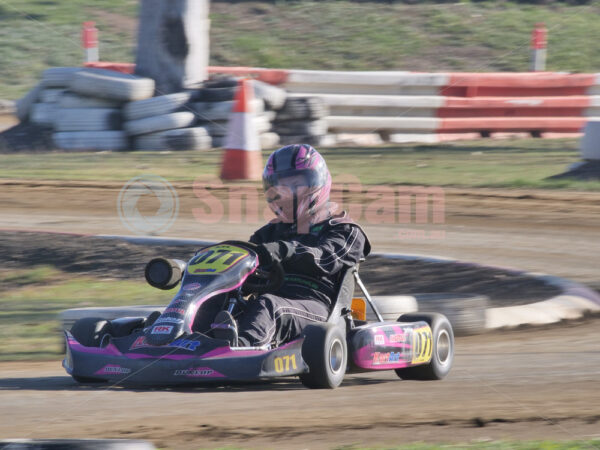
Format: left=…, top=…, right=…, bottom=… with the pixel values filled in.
left=236, top=212, right=371, bottom=347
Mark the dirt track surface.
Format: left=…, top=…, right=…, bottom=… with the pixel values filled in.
left=1, top=179, right=600, bottom=447
left=1, top=319, right=599, bottom=449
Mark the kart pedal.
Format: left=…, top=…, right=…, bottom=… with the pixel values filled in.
left=211, top=311, right=238, bottom=347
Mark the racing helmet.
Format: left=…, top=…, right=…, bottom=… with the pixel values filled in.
left=263, top=144, right=332, bottom=224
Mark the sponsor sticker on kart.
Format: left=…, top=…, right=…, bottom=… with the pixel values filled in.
left=390, top=333, right=406, bottom=343
left=372, top=351, right=402, bottom=365
left=374, top=334, right=385, bottom=346
left=163, top=307, right=186, bottom=315
left=129, top=336, right=200, bottom=351
left=152, top=325, right=173, bottom=335
left=94, top=364, right=131, bottom=375
left=183, top=282, right=203, bottom=291
left=174, top=367, right=224, bottom=378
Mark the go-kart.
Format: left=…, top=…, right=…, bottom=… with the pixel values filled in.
left=64, top=241, right=454, bottom=388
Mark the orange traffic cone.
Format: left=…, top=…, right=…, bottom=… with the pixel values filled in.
left=220, top=79, right=262, bottom=180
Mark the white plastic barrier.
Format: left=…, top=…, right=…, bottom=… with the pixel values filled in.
left=285, top=70, right=448, bottom=96
left=289, top=93, right=442, bottom=118
left=586, top=74, right=600, bottom=95
left=584, top=95, right=600, bottom=117
left=327, top=116, right=439, bottom=132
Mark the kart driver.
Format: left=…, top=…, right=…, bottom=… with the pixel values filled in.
left=214, top=144, right=370, bottom=347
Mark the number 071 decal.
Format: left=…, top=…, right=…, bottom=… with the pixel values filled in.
left=187, top=245, right=249, bottom=275
left=274, top=354, right=298, bottom=373
left=411, top=326, right=433, bottom=364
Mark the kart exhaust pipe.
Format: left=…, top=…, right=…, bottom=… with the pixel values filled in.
left=145, top=258, right=186, bottom=290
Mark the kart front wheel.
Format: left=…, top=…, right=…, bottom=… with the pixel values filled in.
left=299, top=323, right=347, bottom=389
left=395, top=312, right=454, bottom=380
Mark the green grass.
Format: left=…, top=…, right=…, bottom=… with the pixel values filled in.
left=0, top=266, right=168, bottom=360
left=1, top=139, right=599, bottom=190
left=0, top=0, right=137, bottom=99
left=2, top=1, right=600, bottom=99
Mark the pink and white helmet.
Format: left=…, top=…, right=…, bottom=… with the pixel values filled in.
left=263, top=144, right=332, bottom=225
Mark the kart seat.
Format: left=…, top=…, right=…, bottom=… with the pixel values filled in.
left=326, top=264, right=358, bottom=324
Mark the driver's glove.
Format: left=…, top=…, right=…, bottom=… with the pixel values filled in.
left=257, top=241, right=289, bottom=267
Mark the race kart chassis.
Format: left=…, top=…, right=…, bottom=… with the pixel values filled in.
left=64, top=242, right=453, bottom=387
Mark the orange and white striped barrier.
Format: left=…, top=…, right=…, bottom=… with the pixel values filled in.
left=220, top=79, right=262, bottom=181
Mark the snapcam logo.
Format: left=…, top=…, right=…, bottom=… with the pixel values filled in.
left=117, top=175, right=179, bottom=235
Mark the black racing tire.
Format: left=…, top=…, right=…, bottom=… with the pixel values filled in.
left=299, top=323, right=347, bottom=389
left=394, top=312, right=454, bottom=380
left=253, top=80, right=287, bottom=110
left=54, top=108, right=122, bottom=132
left=53, top=131, right=128, bottom=151
left=30, top=103, right=57, bottom=127
left=39, top=88, right=65, bottom=103
left=260, top=132, right=280, bottom=149
left=276, top=97, right=329, bottom=121
left=414, top=293, right=489, bottom=336
left=204, top=77, right=238, bottom=89
left=123, top=92, right=191, bottom=121
left=71, top=69, right=155, bottom=102
left=16, top=82, right=43, bottom=122
left=41, top=67, right=82, bottom=88
left=134, top=127, right=211, bottom=151
left=124, top=111, right=196, bottom=136
left=195, top=87, right=236, bottom=103
left=58, top=92, right=122, bottom=109
left=70, top=317, right=113, bottom=347
left=274, top=119, right=328, bottom=136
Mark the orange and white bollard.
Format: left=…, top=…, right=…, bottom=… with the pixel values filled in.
left=220, top=79, right=263, bottom=181
left=530, top=22, right=547, bottom=72
left=82, top=21, right=99, bottom=63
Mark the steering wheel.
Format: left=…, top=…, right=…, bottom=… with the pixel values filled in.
left=220, top=240, right=285, bottom=295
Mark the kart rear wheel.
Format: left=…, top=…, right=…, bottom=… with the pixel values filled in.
left=299, top=323, right=347, bottom=389
left=394, top=312, right=454, bottom=380
left=70, top=317, right=113, bottom=347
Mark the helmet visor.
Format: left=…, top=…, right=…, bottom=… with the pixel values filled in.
left=263, top=168, right=328, bottom=193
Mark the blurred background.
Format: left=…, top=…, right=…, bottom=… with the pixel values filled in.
left=0, top=1, right=599, bottom=449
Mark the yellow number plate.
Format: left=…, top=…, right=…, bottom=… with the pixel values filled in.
left=187, top=245, right=249, bottom=275
left=411, top=326, right=433, bottom=364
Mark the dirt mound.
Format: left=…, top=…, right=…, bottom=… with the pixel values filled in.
left=547, top=160, right=600, bottom=180
left=0, top=122, right=55, bottom=153
left=0, top=231, right=561, bottom=307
